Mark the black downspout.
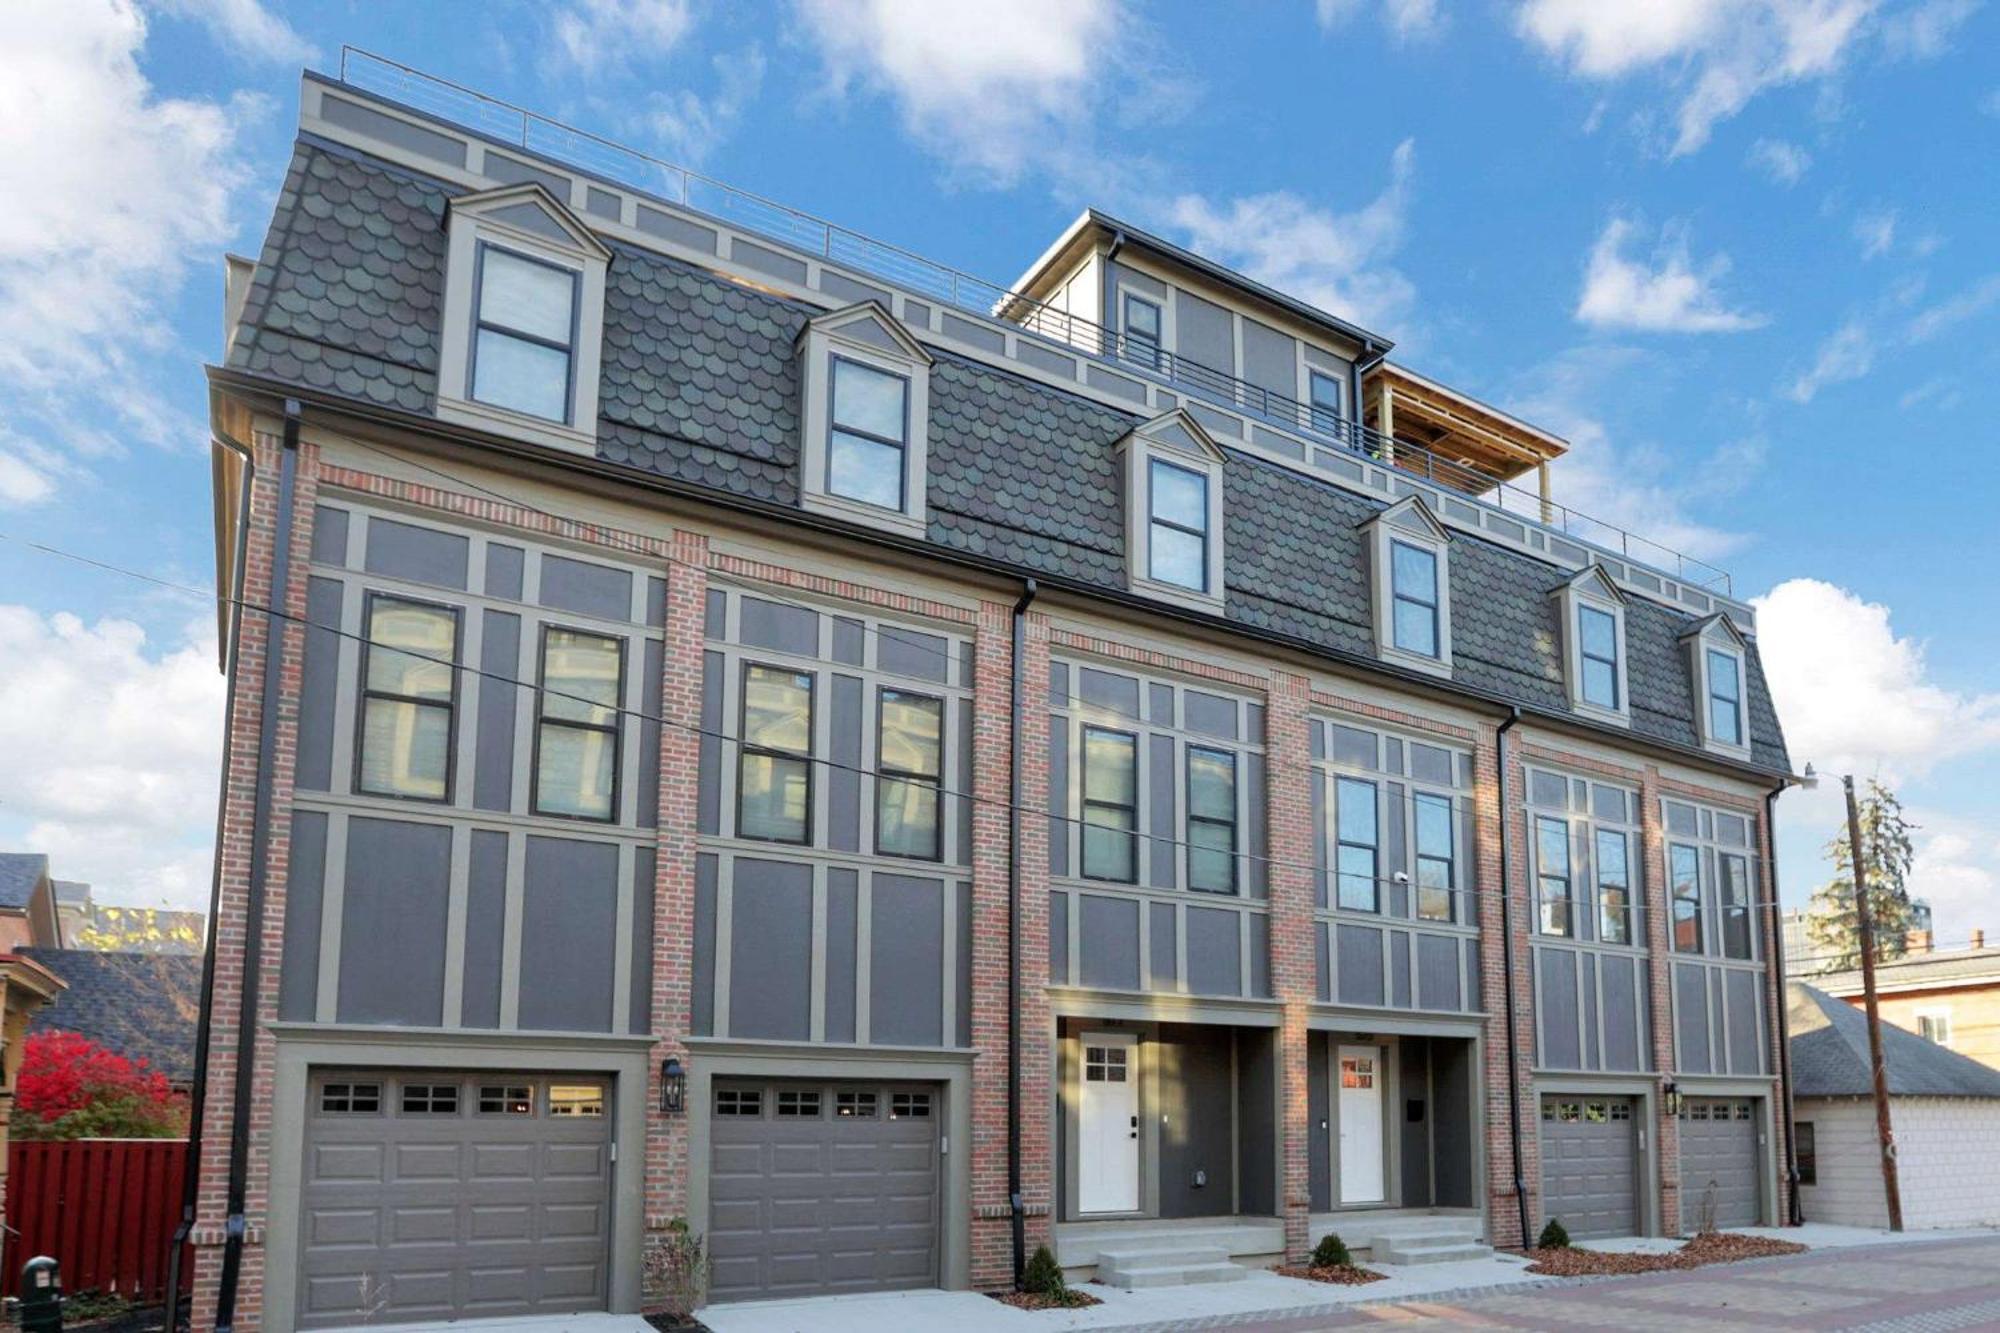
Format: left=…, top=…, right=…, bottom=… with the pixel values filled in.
left=1494, top=707, right=1532, bottom=1249
left=214, top=401, right=301, bottom=1333
left=1008, top=578, right=1038, bottom=1287
left=1766, top=784, right=1804, bottom=1225
left=165, top=433, right=258, bottom=1333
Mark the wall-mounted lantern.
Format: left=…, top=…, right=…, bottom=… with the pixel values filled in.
left=661, top=1056, right=686, bottom=1115
left=1662, top=1080, right=1684, bottom=1118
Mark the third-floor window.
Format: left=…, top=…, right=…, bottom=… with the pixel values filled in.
left=739, top=663, right=814, bottom=844
left=357, top=594, right=459, bottom=802
left=1148, top=458, right=1210, bottom=593
left=471, top=244, right=578, bottom=425
left=1081, top=725, right=1139, bottom=882
left=1391, top=540, right=1441, bottom=658
left=827, top=356, right=910, bottom=513
left=533, top=627, right=623, bottom=821
left=876, top=687, right=944, bottom=860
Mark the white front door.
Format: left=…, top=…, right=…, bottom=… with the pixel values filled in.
left=1338, top=1043, right=1386, bottom=1205
left=1078, top=1034, right=1139, bottom=1213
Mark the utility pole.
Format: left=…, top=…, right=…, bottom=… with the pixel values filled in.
left=1844, top=774, right=1903, bottom=1231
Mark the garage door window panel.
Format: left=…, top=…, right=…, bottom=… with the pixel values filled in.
left=400, top=1082, right=461, bottom=1114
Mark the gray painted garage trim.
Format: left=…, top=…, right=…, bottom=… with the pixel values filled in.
left=1533, top=1074, right=1661, bottom=1238
left=1046, top=987, right=1280, bottom=1028
left=262, top=1027, right=653, bottom=1333
left=682, top=1040, right=973, bottom=1297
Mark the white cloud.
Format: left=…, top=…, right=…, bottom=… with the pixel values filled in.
left=1906, top=273, right=2000, bottom=342
left=0, top=451, right=56, bottom=506
left=150, top=0, right=314, bottom=64
left=640, top=45, right=767, bottom=166
left=1315, top=0, right=1445, bottom=41
left=1898, top=374, right=1962, bottom=410
left=1786, top=319, right=1873, bottom=401
left=1880, top=0, right=1982, bottom=59
left=1746, top=137, right=1811, bottom=184
left=550, top=0, right=693, bottom=75
left=1852, top=207, right=1897, bottom=258
left=1514, top=0, right=1876, bottom=155
left=1167, top=140, right=1418, bottom=334
left=0, top=606, right=224, bottom=911
left=1575, top=217, right=1766, bottom=333
left=1906, top=819, right=2000, bottom=943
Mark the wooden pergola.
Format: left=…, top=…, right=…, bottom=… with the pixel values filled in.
left=1362, top=363, right=1568, bottom=512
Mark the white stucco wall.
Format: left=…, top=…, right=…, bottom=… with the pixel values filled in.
left=1797, top=1095, right=2000, bottom=1228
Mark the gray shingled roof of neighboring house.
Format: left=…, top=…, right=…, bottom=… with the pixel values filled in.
left=0, top=853, right=48, bottom=912
left=18, top=948, right=204, bottom=1084
left=1814, top=946, right=2000, bottom=996
left=1788, top=982, right=2000, bottom=1098
left=52, top=880, right=90, bottom=906
left=224, top=138, right=1789, bottom=772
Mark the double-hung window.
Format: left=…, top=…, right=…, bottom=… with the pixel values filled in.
left=876, top=688, right=943, bottom=860
left=1536, top=816, right=1572, bottom=936
left=1186, top=746, right=1237, bottom=894
left=470, top=244, right=578, bottom=424
left=1707, top=649, right=1743, bottom=747
left=1336, top=778, right=1379, bottom=912
left=1308, top=370, right=1344, bottom=434
left=1670, top=843, right=1704, bottom=953
left=1719, top=851, right=1752, bottom=959
left=533, top=628, right=623, bottom=820
left=1414, top=791, right=1455, bottom=922
left=827, top=357, right=910, bottom=512
left=1081, top=726, right=1138, bottom=882
left=1148, top=459, right=1210, bottom=592
left=1579, top=605, right=1621, bottom=710
left=739, top=664, right=814, bottom=843
left=1391, top=541, right=1441, bottom=658
left=1123, top=293, right=1162, bottom=370
left=1596, top=829, right=1632, bottom=945
left=357, top=595, right=459, bottom=802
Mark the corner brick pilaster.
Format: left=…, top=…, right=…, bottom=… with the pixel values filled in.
left=1640, top=764, right=1683, bottom=1236
left=1264, top=671, right=1314, bottom=1262
left=1476, top=721, right=1536, bottom=1249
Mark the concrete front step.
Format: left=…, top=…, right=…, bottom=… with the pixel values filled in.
left=1374, top=1237, right=1495, bottom=1266
left=1095, top=1244, right=1249, bottom=1290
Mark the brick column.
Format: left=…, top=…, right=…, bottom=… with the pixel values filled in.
left=641, top=530, right=706, bottom=1308
left=968, top=603, right=1052, bottom=1287
left=192, top=432, right=321, bottom=1333
left=1476, top=722, right=1535, bottom=1249
left=1264, top=671, right=1314, bottom=1263
left=1640, top=765, right=1682, bottom=1236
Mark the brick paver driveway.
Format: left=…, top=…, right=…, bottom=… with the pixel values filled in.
left=1145, top=1235, right=2000, bottom=1332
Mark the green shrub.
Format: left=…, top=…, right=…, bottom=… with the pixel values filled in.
left=1537, top=1218, right=1571, bottom=1250
left=1311, top=1233, right=1353, bottom=1268
left=1023, top=1243, right=1067, bottom=1296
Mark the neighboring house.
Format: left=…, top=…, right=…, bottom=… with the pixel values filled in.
left=18, top=949, right=204, bottom=1089
left=61, top=887, right=208, bottom=955
left=0, top=854, right=64, bottom=952
left=1789, top=982, right=2000, bottom=1228
left=187, top=63, right=1796, bottom=1331
left=0, top=954, right=65, bottom=1234
left=1816, top=929, right=2000, bottom=1071
left=1782, top=901, right=1932, bottom=979
left=52, top=880, right=91, bottom=947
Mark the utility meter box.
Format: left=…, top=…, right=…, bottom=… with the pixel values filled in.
left=18, top=1255, right=61, bottom=1333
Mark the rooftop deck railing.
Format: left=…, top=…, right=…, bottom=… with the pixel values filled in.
left=336, top=47, right=1733, bottom=596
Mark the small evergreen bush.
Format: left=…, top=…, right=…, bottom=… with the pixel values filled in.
left=1537, top=1218, right=1571, bottom=1250
left=1023, top=1243, right=1067, bottom=1296
left=1311, top=1233, right=1354, bottom=1268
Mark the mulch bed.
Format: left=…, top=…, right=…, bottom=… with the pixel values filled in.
left=990, top=1287, right=1104, bottom=1310
left=643, top=1315, right=712, bottom=1331
left=1524, top=1231, right=1810, bottom=1277
left=1273, top=1263, right=1389, bottom=1286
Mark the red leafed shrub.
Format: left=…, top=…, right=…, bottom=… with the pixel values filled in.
left=11, top=1031, right=187, bottom=1139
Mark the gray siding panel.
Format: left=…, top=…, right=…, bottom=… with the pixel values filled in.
left=1581, top=952, right=1600, bottom=1070
left=318, top=91, right=470, bottom=166
left=297, top=577, right=342, bottom=792
left=1049, top=890, right=1068, bottom=985
left=336, top=817, right=452, bottom=1026
left=1149, top=900, right=1176, bottom=989
left=310, top=504, right=349, bottom=566
left=1308, top=1033, right=1332, bottom=1211
left=364, top=517, right=468, bottom=589
left=1726, top=968, right=1762, bottom=1074
left=462, top=829, right=507, bottom=1029
left=1048, top=722, right=1069, bottom=878
left=519, top=835, right=619, bottom=1032
left=1400, top=1039, right=1432, bottom=1206
left=1156, top=1024, right=1234, bottom=1219
left=1177, top=290, right=1234, bottom=375
left=877, top=626, right=950, bottom=682
left=1417, top=934, right=1460, bottom=1012
left=738, top=596, right=818, bottom=656
left=825, top=868, right=858, bottom=1043
left=1186, top=907, right=1241, bottom=997
left=1236, top=1029, right=1277, bottom=1216
left=829, top=674, right=863, bottom=852
left=485, top=543, right=525, bottom=601
left=1184, top=691, right=1235, bottom=738
left=630, top=846, right=655, bottom=1033
left=1148, top=734, right=1175, bottom=889
left=831, top=615, right=865, bottom=666
left=955, top=700, right=973, bottom=868
left=728, top=857, right=812, bottom=1041
left=1602, top=955, right=1640, bottom=1071
left=1390, top=929, right=1411, bottom=1008
left=474, top=610, right=521, bottom=812
left=540, top=554, right=633, bottom=622
left=871, top=874, right=944, bottom=1046
left=1336, top=924, right=1384, bottom=1006
left=1249, top=913, right=1271, bottom=998
left=956, top=880, right=973, bottom=1047
left=637, top=638, right=662, bottom=829
left=1433, top=1039, right=1476, bottom=1207
left=1240, top=317, right=1295, bottom=399
left=1316, top=921, right=1332, bottom=1002
left=1538, top=948, right=1581, bottom=1069
left=1676, top=962, right=1712, bottom=1073
left=693, top=853, right=718, bottom=1036
left=699, top=651, right=723, bottom=836
left=1078, top=894, right=1141, bottom=991
left=1386, top=784, right=1408, bottom=916
left=279, top=810, right=328, bottom=1021
left=1148, top=682, right=1175, bottom=726
left=1244, top=752, right=1267, bottom=898
left=1077, top=667, right=1140, bottom=718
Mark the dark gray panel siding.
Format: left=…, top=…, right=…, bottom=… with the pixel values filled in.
left=336, top=817, right=451, bottom=1026
left=1148, top=734, right=1174, bottom=889
left=1433, top=1039, right=1476, bottom=1207
left=637, top=638, right=662, bottom=829
left=957, top=880, right=973, bottom=1047
left=1400, top=1039, right=1432, bottom=1206
left=474, top=610, right=521, bottom=812
left=877, top=626, right=950, bottom=682
left=1049, top=890, right=1068, bottom=984
left=1418, top=935, right=1460, bottom=1012
left=1176, top=290, right=1235, bottom=374
left=738, top=596, right=817, bottom=656
left=825, top=868, right=858, bottom=1043
left=1240, top=317, right=1295, bottom=400
left=279, top=810, right=328, bottom=1021
left=519, top=835, right=618, bottom=1032
left=1236, top=1028, right=1277, bottom=1216
left=1676, top=962, right=1712, bottom=1073
left=297, top=576, right=342, bottom=792
left=1581, top=953, right=1600, bottom=1070
left=1391, top=929, right=1412, bottom=1008
left=310, top=503, right=349, bottom=566
left=1149, top=901, right=1176, bottom=989
left=364, top=517, right=468, bottom=589
left=728, top=858, right=812, bottom=1040
left=1249, top=913, right=1271, bottom=999
left=539, top=554, right=633, bottom=621
left=829, top=675, right=862, bottom=852
left=699, top=651, right=723, bottom=835
left=1308, top=1033, right=1331, bottom=1211
left=630, top=846, right=655, bottom=1033
left=462, top=829, right=507, bottom=1029
left=871, top=875, right=943, bottom=1046
left=1156, top=1024, right=1234, bottom=1219
left=1538, top=948, right=1581, bottom=1069
left=1186, top=907, right=1241, bottom=997
left=486, top=543, right=525, bottom=600
left=1602, top=955, right=1641, bottom=1071
left=1078, top=894, right=1140, bottom=991
left=1077, top=667, right=1140, bottom=718
left=693, top=853, right=718, bottom=1036
left=1048, top=726, right=1069, bottom=877
left=1336, top=924, right=1384, bottom=1006
left=1726, top=968, right=1762, bottom=1074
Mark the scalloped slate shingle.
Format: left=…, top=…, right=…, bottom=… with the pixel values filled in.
left=228, top=137, right=1787, bottom=772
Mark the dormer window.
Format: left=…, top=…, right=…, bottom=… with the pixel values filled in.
left=1117, top=410, right=1227, bottom=612
left=1553, top=565, right=1630, bottom=725
left=437, top=183, right=610, bottom=456
left=1362, top=496, right=1452, bottom=676
left=1580, top=608, right=1619, bottom=708
left=798, top=302, right=933, bottom=538
left=1681, top=614, right=1752, bottom=757
left=1707, top=648, right=1743, bottom=746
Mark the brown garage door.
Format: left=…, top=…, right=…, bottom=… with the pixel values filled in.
left=1540, top=1095, right=1639, bottom=1239
left=708, top=1080, right=940, bottom=1302
left=1680, top=1097, right=1762, bottom=1230
left=297, top=1071, right=612, bottom=1329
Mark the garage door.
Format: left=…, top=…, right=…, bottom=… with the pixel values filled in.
left=1680, top=1098, right=1761, bottom=1230
left=1540, top=1095, right=1639, bottom=1239
left=298, top=1071, right=612, bottom=1329
left=709, top=1080, right=940, bottom=1302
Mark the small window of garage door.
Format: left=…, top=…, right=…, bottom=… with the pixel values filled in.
left=1539, top=1095, right=1639, bottom=1239
left=708, top=1080, right=940, bottom=1302
left=298, top=1071, right=612, bottom=1329
left=1680, top=1097, right=1762, bottom=1230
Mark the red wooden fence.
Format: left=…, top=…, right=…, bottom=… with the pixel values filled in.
left=4, top=1140, right=190, bottom=1301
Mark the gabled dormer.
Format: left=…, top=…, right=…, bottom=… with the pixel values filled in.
left=1361, top=495, right=1452, bottom=677
left=796, top=302, right=935, bottom=539
left=1681, top=613, right=1752, bottom=758
left=435, top=183, right=612, bottom=455
left=1116, top=409, right=1227, bottom=612
left=1552, top=564, right=1630, bottom=726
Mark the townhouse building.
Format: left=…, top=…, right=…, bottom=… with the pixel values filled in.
left=187, top=55, right=1797, bottom=1331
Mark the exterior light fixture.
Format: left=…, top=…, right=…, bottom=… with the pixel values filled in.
left=1662, top=1081, right=1684, bottom=1117
left=661, top=1056, right=686, bottom=1115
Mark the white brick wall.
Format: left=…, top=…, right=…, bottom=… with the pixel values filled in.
left=1798, top=1095, right=2000, bottom=1229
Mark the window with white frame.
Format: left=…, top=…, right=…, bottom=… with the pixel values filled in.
left=797, top=303, right=933, bottom=537
left=1363, top=497, right=1452, bottom=674
left=1707, top=648, right=1743, bottom=746
left=1553, top=566, right=1629, bottom=722
left=1683, top=615, right=1753, bottom=755
left=1117, top=411, right=1227, bottom=611
left=827, top=357, right=910, bottom=511
left=471, top=245, right=577, bottom=423
left=1148, top=458, right=1210, bottom=592
left=1917, top=1011, right=1952, bottom=1045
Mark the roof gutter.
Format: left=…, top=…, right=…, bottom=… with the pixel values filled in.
left=1493, top=707, right=1532, bottom=1249
left=1766, top=780, right=1804, bottom=1226
left=1008, top=578, right=1038, bottom=1287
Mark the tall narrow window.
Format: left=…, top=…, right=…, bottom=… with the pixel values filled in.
left=1707, top=649, right=1743, bottom=746
left=357, top=595, right=459, bottom=801
left=534, top=627, right=623, bottom=820
left=1719, top=851, right=1752, bottom=959
left=1081, top=727, right=1138, bottom=882
left=1147, top=459, right=1210, bottom=592
left=1670, top=843, right=1704, bottom=953
left=827, top=357, right=909, bottom=512
left=1391, top=541, right=1441, bottom=658
left=739, top=664, right=814, bottom=843
left=1186, top=746, right=1237, bottom=894
left=877, top=688, right=943, bottom=860
left=1596, top=829, right=1632, bottom=945
left=1336, top=778, right=1379, bottom=912
left=1123, top=293, right=1162, bottom=370
left=471, top=245, right=577, bottom=424
left=1414, top=791, right=1455, bottom=922
left=1308, top=370, right=1344, bottom=433
left=1579, top=605, right=1620, bottom=710
left=1536, top=816, right=1572, bottom=936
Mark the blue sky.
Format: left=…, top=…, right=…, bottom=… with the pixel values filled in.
left=2, top=0, right=1996, bottom=946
